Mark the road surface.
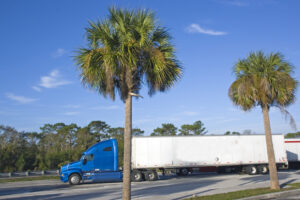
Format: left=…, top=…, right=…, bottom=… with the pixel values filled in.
left=1, top=170, right=300, bottom=200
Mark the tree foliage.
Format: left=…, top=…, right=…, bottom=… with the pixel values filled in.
left=285, top=131, right=300, bottom=138
left=151, top=123, right=177, bottom=136
left=179, top=120, right=207, bottom=135
left=151, top=120, right=208, bottom=136
left=74, top=6, right=182, bottom=102
left=229, top=51, right=297, bottom=110
left=0, top=122, right=144, bottom=172
left=224, top=131, right=240, bottom=135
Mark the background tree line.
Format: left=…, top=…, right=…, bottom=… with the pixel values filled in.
left=0, top=121, right=143, bottom=173
left=1, top=119, right=298, bottom=173
left=0, top=120, right=206, bottom=172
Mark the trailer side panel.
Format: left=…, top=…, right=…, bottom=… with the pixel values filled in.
left=132, top=135, right=287, bottom=169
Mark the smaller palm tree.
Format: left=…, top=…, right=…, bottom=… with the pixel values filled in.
left=229, top=51, right=297, bottom=190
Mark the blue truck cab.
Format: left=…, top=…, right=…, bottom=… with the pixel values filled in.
left=60, top=139, right=122, bottom=185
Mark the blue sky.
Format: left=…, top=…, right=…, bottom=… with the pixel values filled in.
left=0, top=0, right=299, bottom=135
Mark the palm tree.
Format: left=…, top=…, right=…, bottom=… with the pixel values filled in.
left=75, top=7, right=182, bottom=199
left=229, top=51, right=297, bottom=190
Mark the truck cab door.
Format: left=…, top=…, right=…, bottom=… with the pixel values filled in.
left=94, top=145, right=114, bottom=171
left=93, top=143, right=121, bottom=182
left=82, top=154, right=94, bottom=173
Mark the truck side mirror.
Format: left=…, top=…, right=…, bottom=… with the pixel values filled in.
left=83, top=158, right=87, bottom=165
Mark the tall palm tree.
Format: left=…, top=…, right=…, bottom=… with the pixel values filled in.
left=75, top=7, right=182, bottom=199
left=229, top=51, right=297, bottom=190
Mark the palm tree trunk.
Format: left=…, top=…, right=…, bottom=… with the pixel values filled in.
left=262, top=105, right=280, bottom=190
left=122, top=94, right=132, bottom=200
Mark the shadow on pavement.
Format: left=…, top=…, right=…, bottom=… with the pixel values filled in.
left=239, top=172, right=291, bottom=186
left=131, top=178, right=221, bottom=198
left=2, top=194, right=61, bottom=200
left=173, top=189, right=215, bottom=200
left=280, top=179, right=297, bottom=188
left=1, top=190, right=115, bottom=200
left=0, top=184, right=71, bottom=196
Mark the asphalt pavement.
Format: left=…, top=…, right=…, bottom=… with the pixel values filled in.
left=1, top=170, right=300, bottom=200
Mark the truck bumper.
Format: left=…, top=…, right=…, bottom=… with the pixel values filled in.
left=60, top=173, right=69, bottom=183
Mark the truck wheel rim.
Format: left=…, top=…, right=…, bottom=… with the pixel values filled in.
left=135, top=174, right=140, bottom=180
left=71, top=176, right=79, bottom=184
left=251, top=167, right=256, bottom=174
left=149, top=173, right=154, bottom=179
left=262, top=167, right=267, bottom=173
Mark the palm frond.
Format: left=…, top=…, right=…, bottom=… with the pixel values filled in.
left=229, top=51, right=298, bottom=129
left=275, top=105, right=297, bottom=131
left=75, top=7, right=182, bottom=101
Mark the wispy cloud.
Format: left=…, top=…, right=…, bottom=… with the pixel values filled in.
left=63, top=104, right=81, bottom=109
left=134, top=118, right=154, bottom=124
left=6, top=93, right=37, bottom=104
left=219, top=118, right=240, bottom=123
left=38, top=70, right=71, bottom=89
left=0, top=110, right=18, bottom=115
left=224, top=0, right=249, bottom=7
left=62, top=111, right=80, bottom=116
left=134, top=116, right=181, bottom=125
left=52, top=48, right=67, bottom=58
left=186, top=24, right=227, bottom=36
left=182, top=111, right=199, bottom=116
left=32, top=86, right=42, bottom=92
left=90, top=105, right=120, bottom=110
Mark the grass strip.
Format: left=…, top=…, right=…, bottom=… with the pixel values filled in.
left=0, top=176, right=59, bottom=183
left=185, top=182, right=300, bottom=200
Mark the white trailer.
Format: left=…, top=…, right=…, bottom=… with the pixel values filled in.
left=130, top=135, right=287, bottom=181
left=285, top=138, right=300, bottom=168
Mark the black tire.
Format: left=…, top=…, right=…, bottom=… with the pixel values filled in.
left=232, top=166, right=242, bottom=173
left=179, top=168, right=189, bottom=176
left=144, top=171, right=158, bottom=181
left=245, top=165, right=258, bottom=175
left=257, top=165, right=268, bottom=174
left=224, top=167, right=232, bottom=173
left=68, top=173, right=81, bottom=185
left=217, top=166, right=225, bottom=174
left=131, top=170, right=144, bottom=182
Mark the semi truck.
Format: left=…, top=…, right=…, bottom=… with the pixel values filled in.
left=60, top=135, right=287, bottom=185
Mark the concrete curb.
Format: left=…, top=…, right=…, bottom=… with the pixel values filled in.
left=239, top=188, right=300, bottom=200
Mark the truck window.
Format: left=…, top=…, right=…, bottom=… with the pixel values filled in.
left=103, top=146, right=112, bottom=151
left=86, top=154, right=94, bottom=161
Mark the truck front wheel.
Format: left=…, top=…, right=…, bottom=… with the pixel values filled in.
left=68, top=173, right=81, bottom=185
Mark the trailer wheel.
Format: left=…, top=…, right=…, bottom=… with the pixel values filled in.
left=245, top=166, right=257, bottom=175
left=131, top=170, right=144, bottom=182
left=179, top=168, right=189, bottom=176
left=68, top=173, right=81, bottom=185
left=144, top=171, right=158, bottom=181
left=217, top=166, right=225, bottom=174
left=257, top=165, right=268, bottom=174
